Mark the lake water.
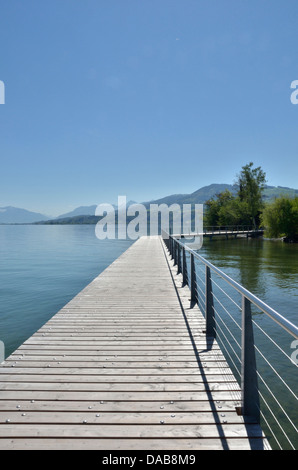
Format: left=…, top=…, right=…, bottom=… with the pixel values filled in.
left=0, top=225, right=297, bottom=449
left=198, top=236, right=298, bottom=325
left=0, top=225, right=133, bottom=357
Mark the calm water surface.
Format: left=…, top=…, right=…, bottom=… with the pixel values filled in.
left=196, top=236, right=298, bottom=327
left=0, top=225, right=133, bottom=357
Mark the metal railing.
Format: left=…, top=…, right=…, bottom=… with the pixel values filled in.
left=173, top=225, right=264, bottom=237
left=162, top=231, right=298, bottom=450
left=203, top=225, right=263, bottom=234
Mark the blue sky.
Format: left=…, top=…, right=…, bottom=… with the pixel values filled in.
left=0, top=0, right=298, bottom=216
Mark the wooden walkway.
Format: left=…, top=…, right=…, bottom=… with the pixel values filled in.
left=173, top=229, right=264, bottom=239
left=0, top=236, right=270, bottom=450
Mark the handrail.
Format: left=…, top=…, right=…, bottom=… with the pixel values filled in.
left=173, top=225, right=264, bottom=237
left=162, top=231, right=298, bottom=450
left=203, top=225, right=262, bottom=232
left=168, top=233, right=298, bottom=340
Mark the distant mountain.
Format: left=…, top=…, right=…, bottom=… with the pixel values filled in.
left=263, top=185, right=298, bottom=201
left=143, top=184, right=238, bottom=207
left=0, top=206, right=49, bottom=224
left=57, top=205, right=98, bottom=219
left=143, top=183, right=298, bottom=207
left=57, top=200, right=137, bottom=219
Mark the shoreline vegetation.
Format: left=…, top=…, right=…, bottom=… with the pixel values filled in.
left=204, top=163, right=298, bottom=243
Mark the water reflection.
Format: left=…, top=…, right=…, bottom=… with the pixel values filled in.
left=197, top=236, right=298, bottom=323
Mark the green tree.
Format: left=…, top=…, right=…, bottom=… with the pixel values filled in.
left=204, top=190, right=234, bottom=227
left=237, top=162, right=267, bottom=228
left=218, top=197, right=251, bottom=226
left=261, top=196, right=298, bottom=240
left=205, top=189, right=256, bottom=228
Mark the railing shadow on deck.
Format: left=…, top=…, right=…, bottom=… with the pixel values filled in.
left=161, top=231, right=298, bottom=451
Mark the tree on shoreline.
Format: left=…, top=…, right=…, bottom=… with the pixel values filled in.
left=237, top=162, right=267, bottom=229
left=261, top=196, right=298, bottom=241
left=204, top=162, right=266, bottom=228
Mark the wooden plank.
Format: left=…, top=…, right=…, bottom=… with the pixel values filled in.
left=0, top=423, right=266, bottom=439
left=2, top=360, right=232, bottom=368
left=0, top=381, right=240, bottom=392
left=0, top=367, right=233, bottom=375
left=0, top=373, right=238, bottom=384
left=7, top=355, right=227, bottom=363
left=22, top=339, right=201, bottom=346
left=0, top=411, right=249, bottom=425
left=9, top=351, right=223, bottom=359
left=0, top=438, right=269, bottom=451
left=17, top=344, right=215, bottom=351
left=0, top=390, right=240, bottom=401
left=0, top=400, right=240, bottom=413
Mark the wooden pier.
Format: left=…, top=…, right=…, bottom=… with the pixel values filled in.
left=0, top=236, right=270, bottom=450
left=173, top=227, right=264, bottom=240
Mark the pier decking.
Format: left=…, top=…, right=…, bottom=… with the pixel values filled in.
left=0, top=236, right=269, bottom=450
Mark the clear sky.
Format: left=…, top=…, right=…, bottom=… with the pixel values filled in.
left=0, top=0, right=298, bottom=217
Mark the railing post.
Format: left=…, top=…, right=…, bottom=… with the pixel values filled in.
left=182, top=246, right=188, bottom=286
left=177, top=244, right=182, bottom=275
left=205, top=266, right=216, bottom=337
left=190, top=253, right=197, bottom=306
left=169, top=237, right=173, bottom=259
left=241, top=296, right=260, bottom=423
left=173, top=239, right=177, bottom=266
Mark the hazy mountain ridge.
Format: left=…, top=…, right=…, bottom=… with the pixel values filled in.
left=1, top=184, right=297, bottom=224
left=142, top=184, right=238, bottom=207
left=0, top=206, right=49, bottom=224
left=57, top=205, right=98, bottom=219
